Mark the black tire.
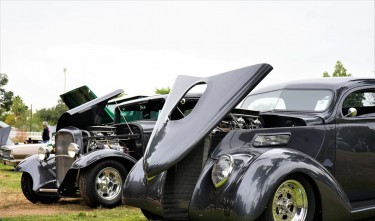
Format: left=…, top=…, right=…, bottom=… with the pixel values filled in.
left=21, top=173, right=60, bottom=204
left=259, top=175, right=315, bottom=221
left=79, top=160, right=128, bottom=208
left=141, top=209, right=164, bottom=221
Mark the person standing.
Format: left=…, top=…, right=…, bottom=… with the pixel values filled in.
left=42, top=121, right=50, bottom=143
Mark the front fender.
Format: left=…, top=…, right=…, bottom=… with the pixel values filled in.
left=58, top=149, right=138, bottom=196
left=71, top=149, right=137, bottom=169
left=16, top=155, right=56, bottom=192
left=190, top=148, right=351, bottom=221
left=123, top=159, right=166, bottom=217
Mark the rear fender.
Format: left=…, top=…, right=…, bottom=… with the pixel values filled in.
left=16, top=155, right=56, bottom=191
left=232, top=148, right=351, bottom=220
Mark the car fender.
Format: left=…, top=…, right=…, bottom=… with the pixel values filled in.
left=70, top=149, right=137, bottom=169
left=57, top=149, right=138, bottom=196
left=190, top=148, right=351, bottom=221
left=232, top=148, right=351, bottom=220
left=16, top=154, right=56, bottom=192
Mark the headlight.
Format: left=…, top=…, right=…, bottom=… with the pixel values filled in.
left=38, top=146, right=49, bottom=161
left=0, top=149, right=3, bottom=157
left=253, top=134, right=290, bottom=147
left=68, top=143, right=80, bottom=158
left=211, top=155, right=234, bottom=188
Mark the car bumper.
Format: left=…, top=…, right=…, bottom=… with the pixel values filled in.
left=0, top=158, right=20, bottom=167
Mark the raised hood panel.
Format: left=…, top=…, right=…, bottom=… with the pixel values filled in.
left=143, top=64, right=273, bottom=177
left=0, top=126, right=11, bottom=146
left=60, top=85, right=97, bottom=109
left=57, top=89, right=123, bottom=131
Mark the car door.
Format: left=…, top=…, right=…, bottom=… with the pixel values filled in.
left=335, top=87, right=375, bottom=202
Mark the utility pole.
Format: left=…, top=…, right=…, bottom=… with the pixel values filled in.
left=64, top=67, right=67, bottom=93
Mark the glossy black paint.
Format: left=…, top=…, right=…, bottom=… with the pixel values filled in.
left=143, top=64, right=273, bottom=177
left=124, top=65, right=375, bottom=220
left=16, top=155, right=56, bottom=192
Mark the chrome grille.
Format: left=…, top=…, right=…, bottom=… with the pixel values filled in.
left=56, top=131, right=75, bottom=187
left=162, top=132, right=227, bottom=220
left=2, top=149, right=11, bottom=158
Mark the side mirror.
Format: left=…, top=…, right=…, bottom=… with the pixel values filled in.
left=345, top=107, right=357, bottom=117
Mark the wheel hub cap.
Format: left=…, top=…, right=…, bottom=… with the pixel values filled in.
left=95, top=167, right=122, bottom=201
left=272, top=179, right=308, bottom=221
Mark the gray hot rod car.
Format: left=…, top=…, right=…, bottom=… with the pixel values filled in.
left=16, top=87, right=200, bottom=208
left=123, top=64, right=375, bottom=221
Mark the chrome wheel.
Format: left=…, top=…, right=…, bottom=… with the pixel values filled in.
left=272, top=179, right=308, bottom=221
left=95, top=167, right=122, bottom=201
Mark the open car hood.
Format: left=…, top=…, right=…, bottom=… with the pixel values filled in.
left=0, top=126, right=11, bottom=146
left=60, top=85, right=98, bottom=109
left=143, top=63, right=273, bottom=177
left=56, top=89, right=123, bottom=131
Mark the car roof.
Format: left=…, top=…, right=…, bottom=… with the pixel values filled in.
left=251, top=78, right=375, bottom=94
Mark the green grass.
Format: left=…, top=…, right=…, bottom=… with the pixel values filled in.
left=0, top=163, right=146, bottom=220
left=1, top=206, right=147, bottom=221
left=0, top=164, right=21, bottom=190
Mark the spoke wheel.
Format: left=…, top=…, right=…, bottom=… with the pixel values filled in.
left=95, top=167, right=122, bottom=201
left=272, top=179, right=308, bottom=221
left=79, top=160, right=128, bottom=208
left=260, top=175, right=315, bottom=221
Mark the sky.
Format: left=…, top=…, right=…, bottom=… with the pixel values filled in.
left=0, top=0, right=374, bottom=110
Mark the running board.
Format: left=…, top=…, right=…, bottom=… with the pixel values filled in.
left=39, top=188, right=58, bottom=193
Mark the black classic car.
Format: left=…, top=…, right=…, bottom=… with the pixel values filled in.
left=16, top=87, right=200, bottom=208
left=123, top=64, right=375, bottom=221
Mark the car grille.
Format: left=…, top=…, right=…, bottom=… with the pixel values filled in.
left=162, top=132, right=226, bottom=220
left=56, top=131, right=75, bottom=187
left=1, top=149, right=11, bottom=158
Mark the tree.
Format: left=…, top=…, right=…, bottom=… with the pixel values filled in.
left=155, top=87, right=171, bottom=95
left=322, top=60, right=352, bottom=77
left=0, top=73, right=14, bottom=120
left=4, top=96, right=29, bottom=130
left=34, top=99, right=68, bottom=128
left=323, top=60, right=364, bottom=107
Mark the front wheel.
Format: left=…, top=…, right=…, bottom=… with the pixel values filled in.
left=79, top=160, right=128, bottom=208
left=261, top=175, right=315, bottom=221
left=21, top=173, right=60, bottom=204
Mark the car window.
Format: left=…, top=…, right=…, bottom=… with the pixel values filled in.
left=117, top=99, right=165, bottom=123
left=342, top=90, right=375, bottom=117
left=242, top=89, right=333, bottom=112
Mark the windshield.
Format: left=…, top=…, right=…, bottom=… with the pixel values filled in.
left=241, top=89, right=333, bottom=112
left=115, top=99, right=165, bottom=123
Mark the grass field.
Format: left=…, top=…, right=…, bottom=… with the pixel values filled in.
left=0, top=164, right=146, bottom=221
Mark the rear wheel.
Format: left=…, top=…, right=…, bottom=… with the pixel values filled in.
left=261, top=175, right=315, bottom=221
left=79, top=160, right=128, bottom=208
left=21, top=173, right=60, bottom=204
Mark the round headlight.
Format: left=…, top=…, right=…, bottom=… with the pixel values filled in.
left=68, top=143, right=79, bottom=158
left=211, top=155, right=234, bottom=188
left=38, top=146, right=49, bottom=161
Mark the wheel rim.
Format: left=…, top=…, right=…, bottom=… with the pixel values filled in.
left=272, top=179, right=308, bottom=221
left=95, top=167, right=122, bottom=201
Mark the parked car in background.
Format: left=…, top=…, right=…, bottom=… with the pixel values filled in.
left=16, top=87, right=200, bottom=208
left=0, top=86, right=97, bottom=168
left=0, top=138, right=52, bottom=167
left=123, top=64, right=375, bottom=221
